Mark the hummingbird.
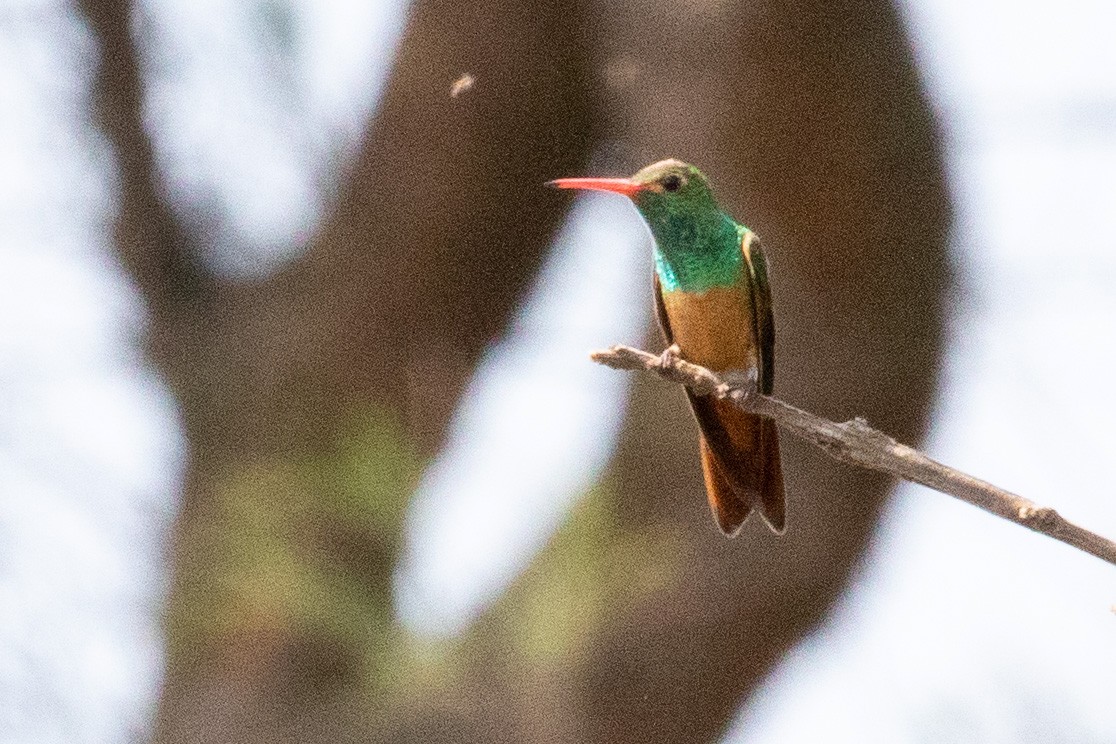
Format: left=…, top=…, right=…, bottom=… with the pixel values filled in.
left=549, top=159, right=785, bottom=535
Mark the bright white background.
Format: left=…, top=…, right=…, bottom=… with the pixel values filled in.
left=1, top=1, right=1114, bottom=742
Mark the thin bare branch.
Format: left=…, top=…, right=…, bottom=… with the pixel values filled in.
left=592, top=344, right=1116, bottom=567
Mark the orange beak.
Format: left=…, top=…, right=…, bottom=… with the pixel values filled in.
left=546, top=177, right=644, bottom=198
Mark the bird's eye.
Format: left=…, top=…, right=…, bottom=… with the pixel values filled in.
left=662, top=174, right=684, bottom=192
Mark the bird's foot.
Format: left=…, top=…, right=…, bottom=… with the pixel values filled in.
left=658, top=344, right=683, bottom=370
left=722, top=367, right=759, bottom=402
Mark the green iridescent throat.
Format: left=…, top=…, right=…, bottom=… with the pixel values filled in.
left=643, top=205, right=744, bottom=293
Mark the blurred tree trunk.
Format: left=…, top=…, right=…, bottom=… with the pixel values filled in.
left=577, top=1, right=950, bottom=741
left=81, top=0, right=945, bottom=740
left=437, top=1, right=951, bottom=743
left=78, top=0, right=594, bottom=742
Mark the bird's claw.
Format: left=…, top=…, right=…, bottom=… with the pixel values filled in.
left=722, top=367, right=759, bottom=400
left=658, top=344, right=682, bottom=370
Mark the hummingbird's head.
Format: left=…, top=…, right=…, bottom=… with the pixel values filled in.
left=547, top=158, right=720, bottom=227
left=549, top=159, right=740, bottom=291
left=628, top=158, right=710, bottom=199
left=627, top=159, right=718, bottom=227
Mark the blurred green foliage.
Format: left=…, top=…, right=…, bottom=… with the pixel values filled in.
left=166, top=408, right=422, bottom=691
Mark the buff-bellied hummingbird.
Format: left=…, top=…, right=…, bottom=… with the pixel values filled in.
left=549, top=159, right=785, bottom=536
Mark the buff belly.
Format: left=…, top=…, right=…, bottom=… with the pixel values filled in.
left=660, top=284, right=757, bottom=374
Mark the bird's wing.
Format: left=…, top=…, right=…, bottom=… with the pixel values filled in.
left=739, top=230, right=785, bottom=531
left=741, top=230, right=775, bottom=395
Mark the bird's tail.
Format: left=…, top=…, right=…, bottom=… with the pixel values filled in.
left=691, top=392, right=785, bottom=535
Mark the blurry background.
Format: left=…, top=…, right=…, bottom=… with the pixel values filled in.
left=1, top=1, right=1114, bottom=743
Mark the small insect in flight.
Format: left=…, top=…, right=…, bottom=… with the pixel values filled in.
left=450, top=73, right=476, bottom=99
